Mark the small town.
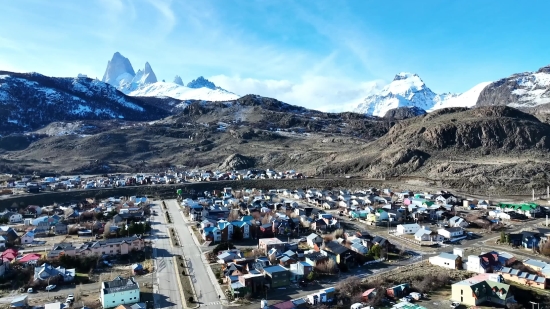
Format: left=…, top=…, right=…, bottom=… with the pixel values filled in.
left=0, top=173, right=548, bottom=309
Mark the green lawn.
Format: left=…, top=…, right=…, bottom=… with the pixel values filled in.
left=75, top=273, right=90, bottom=284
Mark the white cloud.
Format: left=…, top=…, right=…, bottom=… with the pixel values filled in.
left=210, top=74, right=385, bottom=112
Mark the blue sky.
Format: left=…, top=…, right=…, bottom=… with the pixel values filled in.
left=1, top=0, right=550, bottom=111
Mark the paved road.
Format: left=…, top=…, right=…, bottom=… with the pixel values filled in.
left=165, top=199, right=224, bottom=308
left=149, top=201, right=183, bottom=309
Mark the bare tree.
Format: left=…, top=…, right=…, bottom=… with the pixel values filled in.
left=103, top=221, right=112, bottom=238
left=250, top=248, right=265, bottom=258
left=261, top=214, right=272, bottom=225
left=63, top=207, right=74, bottom=217
left=316, top=259, right=338, bottom=275
left=332, top=228, right=344, bottom=239
left=227, top=210, right=240, bottom=222
left=74, top=283, right=82, bottom=301
left=336, top=276, right=363, bottom=297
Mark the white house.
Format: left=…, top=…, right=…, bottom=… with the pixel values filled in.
left=438, top=227, right=464, bottom=239
left=414, top=227, right=443, bottom=242
left=21, top=230, right=35, bottom=244
left=100, top=276, right=140, bottom=308
left=435, top=194, right=458, bottom=205
left=448, top=216, right=469, bottom=228
left=429, top=252, right=460, bottom=269
left=396, top=223, right=421, bottom=235
left=306, top=233, right=322, bottom=248
left=0, top=211, right=23, bottom=224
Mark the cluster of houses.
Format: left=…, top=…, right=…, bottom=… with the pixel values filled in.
left=0, top=168, right=306, bottom=194
left=395, top=219, right=468, bottom=244
left=217, top=229, right=392, bottom=299
left=0, top=196, right=151, bottom=248
left=427, top=247, right=550, bottom=307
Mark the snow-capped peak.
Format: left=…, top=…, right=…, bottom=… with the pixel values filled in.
left=173, top=75, right=184, bottom=86
left=354, top=71, right=492, bottom=117
left=382, top=72, right=427, bottom=96
left=393, top=72, right=419, bottom=81
left=187, top=76, right=217, bottom=90
left=100, top=52, right=236, bottom=101
left=102, top=52, right=135, bottom=87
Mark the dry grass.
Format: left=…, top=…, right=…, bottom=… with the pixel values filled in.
left=191, top=226, right=205, bottom=245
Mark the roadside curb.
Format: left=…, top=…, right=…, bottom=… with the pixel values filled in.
left=173, top=256, right=199, bottom=309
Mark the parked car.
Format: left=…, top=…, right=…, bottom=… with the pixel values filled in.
left=66, top=294, right=74, bottom=303
left=103, top=260, right=112, bottom=267
left=46, top=285, right=56, bottom=291
left=27, top=288, right=34, bottom=293
left=450, top=302, right=460, bottom=308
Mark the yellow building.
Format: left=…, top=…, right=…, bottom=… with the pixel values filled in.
left=451, top=274, right=514, bottom=307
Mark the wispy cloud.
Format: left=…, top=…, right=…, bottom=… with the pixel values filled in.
left=210, top=74, right=384, bottom=112
left=145, top=0, right=176, bottom=37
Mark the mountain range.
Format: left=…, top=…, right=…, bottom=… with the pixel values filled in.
left=2, top=57, right=550, bottom=194
left=353, top=65, right=550, bottom=117
left=101, top=52, right=239, bottom=101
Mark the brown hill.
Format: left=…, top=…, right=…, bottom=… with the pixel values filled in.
left=325, top=106, right=550, bottom=193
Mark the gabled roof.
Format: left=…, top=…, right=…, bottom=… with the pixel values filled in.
left=414, top=228, right=432, bottom=238
left=324, top=241, right=349, bottom=255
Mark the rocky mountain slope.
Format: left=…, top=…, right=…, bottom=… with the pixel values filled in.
left=383, top=106, right=427, bottom=120
left=327, top=106, right=550, bottom=192
left=0, top=71, right=170, bottom=133
left=101, top=52, right=238, bottom=101
left=0, top=94, right=390, bottom=175
left=476, top=65, right=550, bottom=108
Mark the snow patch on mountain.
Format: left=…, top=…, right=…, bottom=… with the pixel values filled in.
left=510, top=72, right=550, bottom=106
left=429, top=82, right=491, bottom=111
left=355, top=72, right=492, bottom=116
left=128, top=81, right=239, bottom=101
left=354, top=73, right=439, bottom=116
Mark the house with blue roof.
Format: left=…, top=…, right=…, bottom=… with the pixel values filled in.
left=202, top=226, right=221, bottom=242
left=230, top=221, right=250, bottom=239
left=498, top=267, right=547, bottom=289
left=217, top=220, right=233, bottom=241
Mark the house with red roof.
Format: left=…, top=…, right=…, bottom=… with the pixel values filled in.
left=1, top=249, right=18, bottom=262
left=18, top=253, right=42, bottom=265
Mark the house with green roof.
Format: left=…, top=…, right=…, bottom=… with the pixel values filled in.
left=496, top=202, right=540, bottom=217
left=452, top=276, right=515, bottom=307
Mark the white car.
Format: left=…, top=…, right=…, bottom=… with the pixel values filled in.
left=450, top=302, right=460, bottom=308
left=45, top=285, right=56, bottom=291
left=66, top=294, right=75, bottom=302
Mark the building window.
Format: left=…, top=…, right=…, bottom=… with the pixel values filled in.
left=461, top=290, right=463, bottom=295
